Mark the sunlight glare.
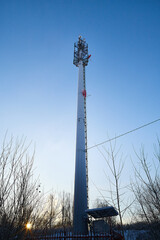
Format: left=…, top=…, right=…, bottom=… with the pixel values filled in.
left=26, top=222, right=32, bottom=230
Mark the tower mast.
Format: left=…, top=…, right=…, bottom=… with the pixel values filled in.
left=73, top=36, right=90, bottom=234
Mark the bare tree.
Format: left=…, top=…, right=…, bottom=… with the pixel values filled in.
left=98, top=142, right=132, bottom=238
left=0, top=136, right=41, bottom=240
left=61, top=191, right=73, bottom=229
left=131, top=141, right=160, bottom=239
left=38, top=193, right=61, bottom=231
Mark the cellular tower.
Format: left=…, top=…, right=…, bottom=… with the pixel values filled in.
left=73, top=36, right=91, bottom=234
left=72, top=37, right=119, bottom=237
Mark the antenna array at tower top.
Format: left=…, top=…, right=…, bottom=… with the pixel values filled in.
left=73, top=36, right=89, bottom=67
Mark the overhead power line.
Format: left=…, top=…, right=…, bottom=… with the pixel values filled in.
left=87, top=118, right=160, bottom=150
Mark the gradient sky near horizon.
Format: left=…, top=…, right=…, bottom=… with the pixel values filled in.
left=1, top=0, right=160, bottom=208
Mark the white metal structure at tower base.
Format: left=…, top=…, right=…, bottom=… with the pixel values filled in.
left=73, top=36, right=91, bottom=234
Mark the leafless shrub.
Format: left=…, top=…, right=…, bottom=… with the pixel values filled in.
left=131, top=141, right=160, bottom=239
left=0, top=136, right=41, bottom=239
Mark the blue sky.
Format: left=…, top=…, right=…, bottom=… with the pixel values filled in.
left=1, top=0, right=160, bottom=208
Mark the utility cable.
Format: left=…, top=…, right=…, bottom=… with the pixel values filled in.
left=87, top=118, right=160, bottom=150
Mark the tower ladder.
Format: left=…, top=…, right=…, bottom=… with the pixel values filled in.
left=83, top=65, right=89, bottom=209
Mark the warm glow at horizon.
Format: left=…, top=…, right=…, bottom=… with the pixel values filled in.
left=26, top=222, right=32, bottom=230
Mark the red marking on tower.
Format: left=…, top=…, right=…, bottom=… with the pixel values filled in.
left=82, top=89, right=86, bottom=98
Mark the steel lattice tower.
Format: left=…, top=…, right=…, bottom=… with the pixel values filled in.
left=73, top=36, right=91, bottom=234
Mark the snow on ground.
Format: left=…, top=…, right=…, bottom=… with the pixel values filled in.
left=124, top=230, right=149, bottom=240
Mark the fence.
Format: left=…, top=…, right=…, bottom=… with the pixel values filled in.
left=26, top=231, right=123, bottom=240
